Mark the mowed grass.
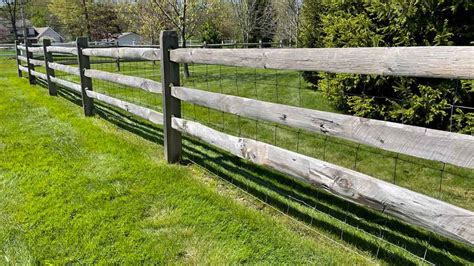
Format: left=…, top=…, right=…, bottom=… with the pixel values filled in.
left=41, top=56, right=473, bottom=211
left=0, top=57, right=378, bottom=263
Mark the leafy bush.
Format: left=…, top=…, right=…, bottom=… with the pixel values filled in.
left=299, top=0, right=473, bottom=132
left=200, top=22, right=223, bottom=44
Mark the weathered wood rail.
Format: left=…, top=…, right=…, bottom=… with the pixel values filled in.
left=172, top=117, right=474, bottom=245
left=84, top=69, right=162, bottom=94
left=48, top=62, right=80, bottom=76
left=46, top=46, right=78, bottom=55
left=82, top=47, right=161, bottom=61
left=171, top=47, right=474, bottom=79
left=13, top=33, right=474, bottom=247
left=171, top=86, right=474, bottom=169
left=86, top=90, right=163, bottom=124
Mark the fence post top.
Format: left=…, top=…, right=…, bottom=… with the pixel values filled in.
left=42, top=39, right=51, bottom=45
left=76, top=37, right=88, bottom=46
left=160, top=30, right=178, bottom=38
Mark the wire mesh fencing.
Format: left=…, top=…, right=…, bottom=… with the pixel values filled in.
left=14, top=42, right=474, bottom=265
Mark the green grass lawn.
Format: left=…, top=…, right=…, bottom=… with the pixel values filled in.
left=7, top=55, right=473, bottom=265
left=0, top=56, right=379, bottom=264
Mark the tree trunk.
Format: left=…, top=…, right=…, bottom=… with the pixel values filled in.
left=82, top=0, right=91, bottom=40
left=10, top=13, right=18, bottom=41
left=181, top=24, right=190, bottom=79
left=7, top=1, right=18, bottom=41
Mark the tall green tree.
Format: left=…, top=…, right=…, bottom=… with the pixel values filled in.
left=299, top=0, right=473, bottom=133
left=49, top=0, right=121, bottom=41
left=0, top=0, right=19, bottom=41
left=89, top=2, right=121, bottom=41
left=25, top=0, right=58, bottom=27
left=151, top=0, right=213, bottom=78
left=117, top=0, right=164, bottom=45
left=231, top=0, right=276, bottom=43
left=48, top=0, right=88, bottom=39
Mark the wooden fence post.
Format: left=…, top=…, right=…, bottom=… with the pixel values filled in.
left=14, top=40, right=22, bottom=77
left=25, top=40, right=35, bottom=84
left=160, top=30, right=182, bottom=163
left=42, top=39, right=57, bottom=96
left=259, top=40, right=263, bottom=48
left=76, top=37, right=94, bottom=116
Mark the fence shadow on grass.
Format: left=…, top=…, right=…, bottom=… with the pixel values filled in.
left=52, top=84, right=473, bottom=265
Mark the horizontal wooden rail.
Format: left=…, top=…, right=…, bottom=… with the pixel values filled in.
left=86, top=90, right=163, bottom=125
left=48, top=62, right=80, bottom=76
left=30, top=69, right=47, bottom=80
left=170, top=47, right=474, bottom=79
left=50, top=76, right=81, bottom=93
left=52, top=59, right=151, bottom=66
left=171, top=86, right=474, bottom=169
left=17, top=55, right=27, bottom=62
left=82, top=48, right=161, bottom=60
left=29, top=58, right=45, bottom=66
left=172, top=117, right=474, bottom=246
left=18, top=65, right=28, bottom=72
left=17, top=45, right=26, bottom=51
left=84, top=69, right=162, bottom=94
left=18, top=56, right=45, bottom=66
left=28, top=47, right=44, bottom=54
left=46, top=46, right=78, bottom=55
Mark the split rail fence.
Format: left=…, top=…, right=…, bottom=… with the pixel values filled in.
left=14, top=31, right=474, bottom=248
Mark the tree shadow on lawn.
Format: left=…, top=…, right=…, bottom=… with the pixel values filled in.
left=54, top=85, right=473, bottom=265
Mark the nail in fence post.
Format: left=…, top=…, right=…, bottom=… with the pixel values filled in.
left=42, top=39, right=57, bottom=96
left=76, top=37, right=94, bottom=116
left=25, top=40, right=36, bottom=84
left=14, top=40, right=22, bottom=77
left=160, top=30, right=182, bottom=163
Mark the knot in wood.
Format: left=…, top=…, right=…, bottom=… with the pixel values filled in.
left=336, top=177, right=351, bottom=190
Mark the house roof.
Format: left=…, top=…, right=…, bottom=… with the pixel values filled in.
left=117, top=32, right=141, bottom=39
left=34, top=27, right=49, bottom=37
left=34, top=27, right=64, bottom=40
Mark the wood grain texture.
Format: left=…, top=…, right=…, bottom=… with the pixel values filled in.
left=172, top=86, right=474, bottom=169
left=18, top=65, right=28, bottom=72
left=43, top=39, right=57, bottom=96
left=17, top=55, right=27, bottom=62
left=14, top=40, right=22, bottom=77
left=28, top=58, right=46, bottom=66
left=86, top=90, right=163, bottom=125
left=48, top=62, right=80, bottom=76
left=172, top=117, right=474, bottom=246
left=46, top=46, right=78, bottom=55
left=76, top=37, right=94, bottom=116
left=30, top=69, right=47, bottom=80
left=160, top=30, right=182, bottom=163
left=27, top=47, right=44, bottom=54
left=18, top=55, right=46, bottom=66
left=170, top=47, right=474, bottom=79
left=84, top=69, right=162, bottom=94
left=50, top=76, right=81, bottom=93
left=24, top=40, right=36, bottom=85
left=82, top=48, right=161, bottom=61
